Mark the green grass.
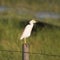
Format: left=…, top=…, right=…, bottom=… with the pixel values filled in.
left=0, top=16, right=60, bottom=60
left=0, top=0, right=60, bottom=60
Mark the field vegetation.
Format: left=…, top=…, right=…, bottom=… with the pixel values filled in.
left=0, top=0, right=60, bottom=60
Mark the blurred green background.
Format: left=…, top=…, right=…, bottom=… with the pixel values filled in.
left=0, top=0, right=60, bottom=60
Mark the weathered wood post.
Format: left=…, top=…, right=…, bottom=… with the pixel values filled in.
left=22, top=43, right=29, bottom=60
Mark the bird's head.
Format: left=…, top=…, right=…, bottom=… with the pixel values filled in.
left=29, top=19, right=37, bottom=24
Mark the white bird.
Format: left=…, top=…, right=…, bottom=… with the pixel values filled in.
left=20, top=20, right=37, bottom=44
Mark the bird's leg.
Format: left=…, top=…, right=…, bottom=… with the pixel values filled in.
left=24, top=38, right=26, bottom=44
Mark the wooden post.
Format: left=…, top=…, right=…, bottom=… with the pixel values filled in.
left=22, top=44, right=29, bottom=60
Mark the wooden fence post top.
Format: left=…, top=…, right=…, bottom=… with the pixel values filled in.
left=22, top=43, right=30, bottom=60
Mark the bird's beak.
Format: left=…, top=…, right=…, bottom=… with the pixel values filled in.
left=34, top=20, right=37, bottom=23
left=33, top=20, right=38, bottom=23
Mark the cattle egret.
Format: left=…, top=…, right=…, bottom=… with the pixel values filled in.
left=20, top=20, right=37, bottom=44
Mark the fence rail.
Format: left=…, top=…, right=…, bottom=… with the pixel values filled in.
left=0, top=50, right=60, bottom=57
left=0, top=49, right=60, bottom=60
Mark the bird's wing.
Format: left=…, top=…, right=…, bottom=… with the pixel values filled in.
left=20, top=24, right=31, bottom=40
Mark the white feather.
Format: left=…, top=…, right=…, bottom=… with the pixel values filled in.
left=20, top=20, right=36, bottom=40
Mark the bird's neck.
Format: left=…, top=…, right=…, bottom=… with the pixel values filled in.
left=30, top=23, right=34, bottom=26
